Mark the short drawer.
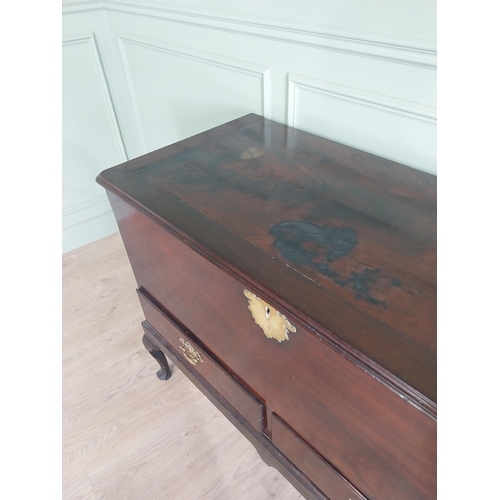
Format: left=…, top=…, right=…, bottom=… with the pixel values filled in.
left=137, top=288, right=264, bottom=434
left=272, top=414, right=367, bottom=500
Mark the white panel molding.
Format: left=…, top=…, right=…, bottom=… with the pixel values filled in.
left=62, top=211, right=118, bottom=253
left=63, top=211, right=114, bottom=236
left=62, top=0, right=103, bottom=14
left=63, top=32, right=126, bottom=252
left=62, top=195, right=115, bottom=248
left=63, top=198, right=113, bottom=235
left=62, top=1, right=436, bottom=69
left=287, top=73, right=437, bottom=129
left=62, top=32, right=128, bottom=164
left=62, top=194, right=117, bottom=253
left=62, top=194, right=109, bottom=218
left=116, top=35, right=148, bottom=152
left=117, top=33, right=271, bottom=153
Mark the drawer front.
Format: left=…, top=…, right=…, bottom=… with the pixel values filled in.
left=272, top=414, right=367, bottom=500
left=137, top=288, right=264, bottom=434
left=111, top=193, right=436, bottom=500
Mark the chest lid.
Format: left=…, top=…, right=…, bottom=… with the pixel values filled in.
left=97, top=114, right=436, bottom=407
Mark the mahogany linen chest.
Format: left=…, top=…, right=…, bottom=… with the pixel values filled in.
left=97, top=114, right=437, bottom=500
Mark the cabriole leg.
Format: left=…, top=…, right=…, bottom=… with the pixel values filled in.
left=142, top=334, right=172, bottom=380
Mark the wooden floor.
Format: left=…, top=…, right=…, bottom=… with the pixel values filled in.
left=63, top=232, right=303, bottom=500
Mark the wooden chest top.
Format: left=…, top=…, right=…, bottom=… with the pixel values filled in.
left=97, top=113, right=436, bottom=406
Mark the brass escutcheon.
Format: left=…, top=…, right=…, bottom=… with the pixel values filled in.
left=243, top=289, right=296, bottom=342
left=179, top=338, right=203, bottom=365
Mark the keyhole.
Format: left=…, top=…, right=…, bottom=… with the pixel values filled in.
left=265, top=307, right=270, bottom=319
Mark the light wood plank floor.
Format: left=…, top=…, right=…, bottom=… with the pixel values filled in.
left=63, top=232, right=304, bottom=500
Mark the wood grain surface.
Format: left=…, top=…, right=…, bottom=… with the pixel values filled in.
left=62, top=232, right=303, bottom=500
left=97, top=113, right=437, bottom=405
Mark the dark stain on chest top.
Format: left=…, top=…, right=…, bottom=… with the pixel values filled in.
left=335, top=268, right=387, bottom=307
left=270, top=221, right=357, bottom=277
left=271, top=221, right=389, bottom=307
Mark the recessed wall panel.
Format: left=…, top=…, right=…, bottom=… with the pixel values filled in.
left=119, top=36, right=270, bottom=153
left=288, top=75, right=436, bottom=174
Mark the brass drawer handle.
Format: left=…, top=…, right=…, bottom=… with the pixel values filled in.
left=179, top=338, right=203, bottom=365
left=244, top=289, right=296, bottom=342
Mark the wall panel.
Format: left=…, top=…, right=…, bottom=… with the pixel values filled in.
left=62, top=30, right=126, bottom=252
left=117, top=34, right=270, bottom=153
left=287, top=73, right=436, bottom=173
